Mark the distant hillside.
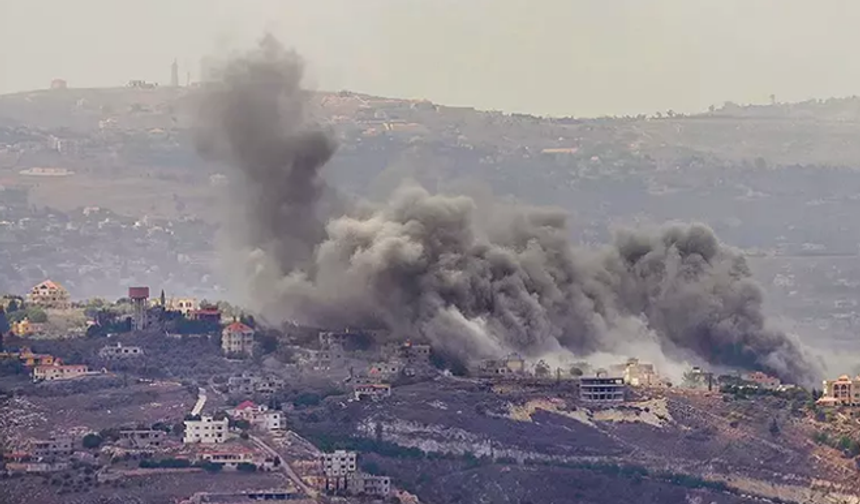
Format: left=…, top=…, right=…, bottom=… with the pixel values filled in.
left=4, top=87, right=860, bottom=348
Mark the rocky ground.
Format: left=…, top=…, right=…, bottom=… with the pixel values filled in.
left=288, top=377, right=860, bottom=504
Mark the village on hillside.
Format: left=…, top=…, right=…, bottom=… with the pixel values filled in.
left=3, top=277, right=860, bottom=503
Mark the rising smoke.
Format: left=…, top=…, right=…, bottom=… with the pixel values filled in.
left=195, top=35, right=820, bottom=385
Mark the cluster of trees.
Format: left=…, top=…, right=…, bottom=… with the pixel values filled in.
left=812, top=431, right=860, bottom=458
left=0, top=297, right=48, bottom=332
left=136, top=457, right=257, bottom=472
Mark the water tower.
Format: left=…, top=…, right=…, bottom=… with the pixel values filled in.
left=128, top=287, right=150, bottom=331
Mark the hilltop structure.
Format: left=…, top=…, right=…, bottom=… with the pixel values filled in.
left=818, top=374, right=860, bottom=407
left=221, top=321, right=255, bottom=356
left=27, top=280, right=70, bottom=310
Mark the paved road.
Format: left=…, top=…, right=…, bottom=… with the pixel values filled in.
left=250, top=433, right=317, bottom=498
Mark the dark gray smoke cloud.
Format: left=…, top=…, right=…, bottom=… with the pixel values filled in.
left=196, top=35, right=820, bottom=385
left=195, top=34, right=337, bottom=276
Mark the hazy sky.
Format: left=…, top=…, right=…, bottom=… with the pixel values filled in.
left=3, top=0, right=860, bottom=117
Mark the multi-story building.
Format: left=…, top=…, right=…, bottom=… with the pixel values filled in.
left=98, top=342, right=144, bottom=359
left=580, top=372, right=626, bottom=404
left=27, top=280, right=70, bottom=309
left=318, top=330, right=351, bottom=369
left=611, top=358, right=659, bottom=387
left=33, top=362, right=89, bottom=382
left=401, top=342, right=431, bottom=367
left=818, top=375, right=860, bottom=407
left=321, top=450, right=357, bottom=477
left=230, top=401, right=286, bottom=432
left=221, top=321, right=255, bottom=356
left=227, top=372, right=284, bottom=396
left=183, top=416, right=228, bottom=444
left=31, top=437, right=74, bottom=459
left=347, top=473, right=391, bottom=497
left=320, top=450, right=389, bottom=496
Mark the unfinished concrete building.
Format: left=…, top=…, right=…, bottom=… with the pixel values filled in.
left=580, top=371, right=626, bottom=403
left=227, top=372, right=284, bottom=397
left=475, top=353, right=526, bottom=378
left=321, top=449, right=355, bottom=492
left=118, top=429, right=165, bottom=449
left=353, top=382, right=391, bottom=401
left=320, top=450, right=389, bottom=496
left=318, top=331, right=348, bottom=369
left=31, top=437, right=74, bottom=459
left=611, top=358, right=659, bottom=387
left=347, top=472, right=391, bottom=497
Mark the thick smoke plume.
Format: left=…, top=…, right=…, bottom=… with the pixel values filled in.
left=196, top=36, right=819, bottom=385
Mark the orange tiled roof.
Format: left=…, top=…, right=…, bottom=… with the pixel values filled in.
left=225, top=321, right=253, bottom=333
left=34, top=279, right=65, bottom=291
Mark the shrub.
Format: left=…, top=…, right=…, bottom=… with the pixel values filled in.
left=293, top=392, right=322, bottom=408
left=82, top=433, right=103, bottom=449
left=769, top=418, right=780, bottom=437
left=198, top=461, right=223, bottom=473
left=139, top=457, right=191, bottom=469
left=237, top=462, right=257, bottom=472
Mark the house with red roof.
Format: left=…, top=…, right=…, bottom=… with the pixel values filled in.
left=229, top=401, right=286, bottom=432
left=26, top=279, right=70, bottom=309
left=221, top=321, right=255, bottom=356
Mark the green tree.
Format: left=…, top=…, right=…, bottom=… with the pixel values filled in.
left=236, top=462, right=257, bottom=472
left=6, top=299, right=19, bottom=313
left=229, top=418, right=251, bottom=430
left=82, top=433, right=103, bottom=449
left=27, top=307, right=48, bottom=323
left=256, top=332, right=278, bottom=355
left=0, top=306, right=9, bottom=336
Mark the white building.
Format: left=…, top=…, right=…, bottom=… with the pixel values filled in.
left=221, top=321, right=255, bottom=356
left=183, top=416, right=228, bottom=444
left=98, top=342, right=144, bottom=359
left=230, top=401, right=286, bottom=432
